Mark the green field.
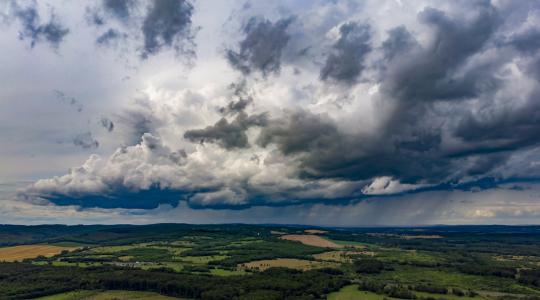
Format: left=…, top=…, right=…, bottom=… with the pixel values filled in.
left=36, top=290, right=180, bottom=300
left=328, top=285, right=391, bottom=300
left=0, top=224, right=540, bottom=299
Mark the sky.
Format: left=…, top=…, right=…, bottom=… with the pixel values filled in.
left=1, top=0, right=540, bottom=226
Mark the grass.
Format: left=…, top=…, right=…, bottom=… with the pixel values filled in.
left=414, top=291, right=487, bottom=299
left=140, top=262, right=184, bottom=272
left=36, top=290, right=179, bottom=300
left=239, top=258, right=339, bottom=271
left=371, top=265, right=537, bottom=295
left=0, top=245, right=77, bottom=262
left=209, top=268, right=247, bottom=276
left=376, top=249, right=440, bottom=264
left=328, top=285, right=488, bottom=300
left=327, top=285, right=392, bottom=300
left=176, top=255, right=228, bottom=264
left=89, top=245, right=138, bottom=254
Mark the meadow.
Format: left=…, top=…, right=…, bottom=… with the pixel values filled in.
left=0, top=224, right=539, bottom=299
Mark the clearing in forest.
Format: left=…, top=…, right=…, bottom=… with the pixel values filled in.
left=239, top=258, right=338, bottom=271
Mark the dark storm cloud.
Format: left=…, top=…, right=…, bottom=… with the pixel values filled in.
left=381, top=26, right=418, bottom=61
left=141, top=0, right=195, bottom=59
left=87, top=0, right=137, bottom=25
left=257, top=111, right=451, bottom=184
left=383, top=3, right=501, bottom=104
left=96, top=28, right=127, bottom=46
left=184, top=112, right=268, bottom=149
left=226, top=17, right=294, bottom=75
left=86, top=0, right=196, bottom=58
left=102, top=0, right=136, bottom=22
left=100, top=117, right=114, bottom=132
left=320, top=22, right=372, bottom=83
left=219, top=81, right=254, bottom=115
left=11, top=1, right=69, bottom=48
left=453, top=89, right=540, bottom=156
left=253, top=2, right=537, bottom=187
left=73, top=132, right=99, bottom=149
left=219, top=98, right=252, bottom=115
left=41, top=188, right=182, bottom=209
left=257, top=111, right=339, bottom=155
left=509, top=28, right=540, bottom=55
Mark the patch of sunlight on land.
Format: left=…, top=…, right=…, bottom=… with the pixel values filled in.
left=239, top=258, right=339, bottom=271
left=280, top=234, right=343, bottom=248
left=36, top=290, right=181, bottom=300
left=0, top=245, right=77, bottom=262
left=304, top=229, right=328, bottom=234
left=328, top=285, right=392, bottom=300
left=281, top=234, right=369, bottom=250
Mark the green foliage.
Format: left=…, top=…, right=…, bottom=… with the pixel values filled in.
left=0, top=263, right=349, bottom=300
left=519, top=269, right=540, bottom=287
left=354, top=258, right=385, bottom=274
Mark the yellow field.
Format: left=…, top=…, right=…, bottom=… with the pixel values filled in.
left=0, top=245, right=77, bottom=262
left=280, top=234, right=343, bottom=248
left=239, top=258, right=339, bottom=271
left=304, top=229, right=328, bottom=234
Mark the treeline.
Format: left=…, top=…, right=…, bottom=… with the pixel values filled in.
left=0, top=262, right=348, bottom=300
left=519, top=269, right=540, bottom=287
left=357, top=280, right=479, bottom=300
left=325, top=229, right=540, bottom=257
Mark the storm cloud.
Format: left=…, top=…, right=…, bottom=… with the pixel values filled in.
left=4, top=0, right=540, bottom=220
left=184, top=112, right=268, bottom=149
left=85, top=0, right=196, bottom=58
left=320, top=22, right=372, bottom=83
left=226, top=17, right=294, bottom=75
left=141, top=0, right=195, bottom=58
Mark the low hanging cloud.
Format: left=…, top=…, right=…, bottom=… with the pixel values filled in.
left=22, top=132, right=366, bottom=209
